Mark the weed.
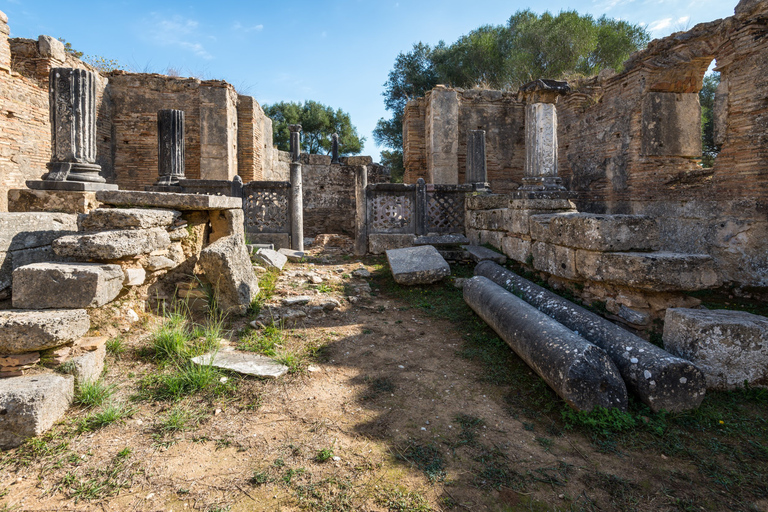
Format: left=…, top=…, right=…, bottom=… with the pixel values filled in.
left=159, top=404, right=202, bottom=434
left=238, top=324, right=283, bottom=356
left=139, top=361, right=228, bottom=401
left=274, top=350, right=302, bottom=373
left=74, top=380, right=115, bottom=409
left=78, top=401, right=136, bottom=432
left=362, top=376, right=395, bottom=400
left=398, top=443, right=445, bottom=483
left=105, top=336, right=125, bottom=358
left=249, top=269, right=280, bottom=317
left=562, top=406, right=637, bottom=436
left=316, top=448, right=334, bottom=462
left=375, top=486, right=433, bottom=512
left=283, top=467, right=305, bottom=484
left=251, top=471, right=271, bottom=485
left=454, top=414, right=484, bottom=446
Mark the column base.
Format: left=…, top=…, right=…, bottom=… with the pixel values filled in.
left=26, top=180, right=118, bottom=192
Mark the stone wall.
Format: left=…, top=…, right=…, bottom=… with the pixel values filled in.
left=237, top=95, right=275, bottom=182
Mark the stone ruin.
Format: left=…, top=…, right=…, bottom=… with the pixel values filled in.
left=2, top=1, right=768, bottom=446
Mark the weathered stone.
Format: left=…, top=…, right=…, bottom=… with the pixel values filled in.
left=37, top=35, right=65, bottom=61
left=617, top=305, right=650, bottom=326
left=7, top=189, right=100, bottom=214
left=192, top=349, right=288, bottom=378
left=12, top=263, right=123, bottom=309
left=465, top=194, right=511, bottom=210
left=575, top=251, right=721, bottom=291
left=209, top=208, right=244, bottom=243
left=95, top=190, right=242, bottom=211
left=641, top=92, right=701, bottom=157
left=466, top=130, right=488, bottom=184
left=464, top=245, right=507, bottom=264
left=123, top=268, right=146, bottom=286
left=0, top=374, right=74, bottom=449
left=501, top=236, right=532, bottom=263
left=245, top=233, right=291, bottom=250
left=532, top=242, right=578, bottom=280
left=368, top=234, right=416, bottom=255
left=529, top=213, right=659, bottom=251
left=352, top=268, right=371, bottom=278
left=467, top=209, right=507, bottom=231
left=145, top=255, right=176, bottom=272
left=0, top=212, right=78, bottom=252
left=664, top=308, right=768, bottom=390
left=386, top=245, right=450, bottom=285
left=278, top=248, right=305, bottom=262
left=53, top=227, right=171, bottom=260
left=476, top=261, right=706, bottom=412
left=320, top=298, right=341, bottom=311
left=253, top=248, right=287, bottom=270
left=464, top=276, right=628, bottom=412
left=414, top=234, right=470, bottom=246
left=197, top=235, right=259, bottom=314
left=521, top=103, right=565, bottom=191
left=168, top=226, right=189, bottom=241
left=155, top=109, right=186, bottom=186
left=282, top=296, right=311, bottom=306
left=255, top=307, right=306, bottom=327
left=0, top=353, right=40, bottom=367
left=79, top=208, right=180, bottom=231
left=508, top=198, right=576, bottom=211
left=62, top=344, right=106, bottom=385
left=0, top=310, right=90, bottom=354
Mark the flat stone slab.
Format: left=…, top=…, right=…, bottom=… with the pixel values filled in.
left=53, top=227, right=171, bottom=260
left=386, top=245, right=450, bottom=285
left=0, top=309, right=90, bottom=354
left=253, top=248, right=287, bottom=270
left=575, top=251, right=721, bottom=291
left=278, top=248, right=305, bottom=262
left=13, top=263, right=123, bottom=309
left=191, top=349, right=288, bottom=379
left=79, top=208, right=181, bottom=231
left=368, top=234, right=416, bottom=255
left=414, top=234, right=470, bottom=247
left=664, top=308, right=768, bottom=390
left=282, top=295, right=311, bottom=306
left=0, top=374, right=74, bottom=449
left=0, top=212, right=78, bottom=252
left=463, top=245, right=507, bottom=264
left=27, top=180, right=118, bottom=192
left=96, top=190, right=242, bottom=211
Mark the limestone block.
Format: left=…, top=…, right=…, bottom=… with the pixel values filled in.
left=386, top=245, right=450, bottom=285
left=467, top=209, right=507, bottom=231
left=641, top=92, right=701, bottom=157
left=466, top=195, right=510, bottom=210
left=123, top=268, right=146, bottom=286
left=664, top=308, right=768, bottom=390
left=508, top=198, right=576, bottom=211
left=465, top=229, right=481, bottom=246
left=476, top=230, right=504, bottom=251
left=209, top=208, right=244, bottom=243
left=245, top=233, right=291, bottom=251
left=253, top=248, right=287, bottom=270
left=532, top=242, right=578, bottom=280
left=464, top=245, right=507, bottom=264
left=0, top=213, right=78, bottom=252
left=145, top=255, right=176, bottom=272
left=63, top=344, right=106, bottom=385
left=576, top=251, right=721, bottom=291
left=12, top=263, right=123, bottom=309
left=530, top=213, right=659, bottom=251
left=368, top=234, right=416, bottom=255
left=501, top=236, right=532, bottom=263
left=414, top=234, right=469, bottom=247
left=37, top=35, right=66, bottom=61
left=197, top=235, right=259, bottom=314
left=7, top=189, right=100, bottom=214
left=0, top=374, right=74, bottom=449
left=53, top=227, right=171, bottom=260
left=79, top=208, right=181, bottom=231
left=95, top=190, right=242, bottom=211
left=278, top=248, right=305, bottom=262
left=0, top=310, right=90, bottom=354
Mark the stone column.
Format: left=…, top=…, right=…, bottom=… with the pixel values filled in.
left=289, top=124, right=304, bottom=252
left=354, top=165, right=368, bottom=256
left=155, top=109, right=185, bottom=186
left=47, top=67, right=103, bottom=183
left=331, top=133, right=340, bottom=164
left=518, top=79, right=570, bottom=192
left=466, top=130, right=489, bottom=191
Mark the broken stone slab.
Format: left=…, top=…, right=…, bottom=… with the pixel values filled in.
left=12, top=263, right=123, bottom=309
left=475, top=261, right=706, bottom=412
left=282, top=296, right=311, bottom=306
left=463, top=245, right=507, bottom=264
left=79, top=208, right=181, bottom=231
left=53, top=227, right=171, bottom=260
left=248, top=243, right=274, bottom=253
left=197, top=235, right=259, bottom=315
left=278, top=248, right=305, bottom=262
left=386, top=245, right=450, bottom=285
left=95, top=190, right=242, bottom=211
left=0, top=374, right=74, bottom=449
left=246, top=233, right=291, bottom=251
left=464, top=276, right=628, bottom=412
left=61, top=343, right=106, bottom=385
left=663, top=308, right=768, bottom=390
left=145, top=255, right=176, bottom=272
left=0, top=310, right=90, bottom=354
left=253, top=248, right=288, bottom=271
left=123, top=267, right=146, bottom=286
left=0, top=212, right=78, bottom=252
left=575, top=251, right=721, bottom=291
left=191, top=349, right=288, bottom=379
left=414, top=234, right=470, bottom=247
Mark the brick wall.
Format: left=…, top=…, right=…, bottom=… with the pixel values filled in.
left=237, top=94, right=275, bottom=182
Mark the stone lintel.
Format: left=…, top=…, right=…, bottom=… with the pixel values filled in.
left=95, top=190, right=242, bottom=211
left=518, top=79, right=570, bottom=103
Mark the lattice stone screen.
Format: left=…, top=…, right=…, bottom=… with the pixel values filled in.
left=426, top=184, right=471, bottom=234
left=243, top=181, right=291, bottom=236
left=367, top=183, right=417, bottom=234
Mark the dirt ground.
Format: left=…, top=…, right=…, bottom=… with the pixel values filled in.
left=1, top=237, right=766, bottom=512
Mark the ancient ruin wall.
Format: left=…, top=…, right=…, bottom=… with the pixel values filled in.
left=237, top=95, right=276, bottom=182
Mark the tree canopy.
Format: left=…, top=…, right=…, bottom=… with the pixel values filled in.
left=264, top=101, right=365, bottom=156
left=373, top=9, right=650, bottom=180
left=700, top=72, right=721, bottom=168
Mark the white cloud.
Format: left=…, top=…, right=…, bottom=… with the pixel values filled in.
left=647, top=17, right=673, bottom=32
left=141, top=13, right=212, bottom=59
left=592, top=0, right=635, bottom=12
left=232, top=22, right=264, bottom=33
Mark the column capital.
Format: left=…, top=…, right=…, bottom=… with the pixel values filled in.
left=518, top=79, right=570, bottom=104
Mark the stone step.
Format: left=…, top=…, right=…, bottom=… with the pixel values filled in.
left=52, top=227, right=171, bottom=260
left=0, top=309, right=90, bottom=354
left=79, top=208, right=181, bottom=231
left=463, top=245, right=507, bottom=264
left=12, top=263, right=123, bottom=309
left=414, top=234, right=470, bottom=247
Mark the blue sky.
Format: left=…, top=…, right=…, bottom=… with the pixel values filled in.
left=4, top=0, right=737, bottom=160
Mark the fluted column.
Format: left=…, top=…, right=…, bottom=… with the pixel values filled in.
left=155, top=109, right=185, bottom=186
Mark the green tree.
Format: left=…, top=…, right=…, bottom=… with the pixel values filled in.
left=700, top=72, right=721, bottom=168
left=264, top=100, right=364, bottom=156
left=374, top=10, right=650, bottom=176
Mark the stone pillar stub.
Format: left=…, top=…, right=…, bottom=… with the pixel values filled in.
left=518, top=79, right=569, bottom=193
left=427, top=87, right=459, bottom=185
left=289, top=124, right=303, bottom=251
left=155, top=109, right=185, bottom=186
left=331, top=133, right=340, bottom=164
left=289, top=124, right=302, bottom=164
left=466, top=130, right=489, bottom=189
